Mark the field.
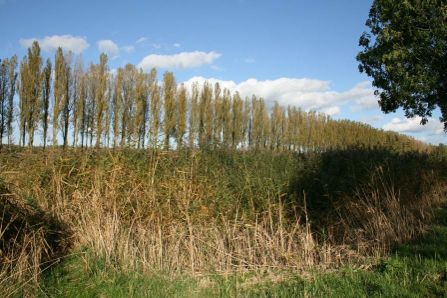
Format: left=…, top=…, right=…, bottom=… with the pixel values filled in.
left=2, top=0, right=447, bottom=296
left=1, top=145, right=446, bottom=297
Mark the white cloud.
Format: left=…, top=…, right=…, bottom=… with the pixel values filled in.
left=173, top=43, right=181, bottom=48
left=138, top=51, right=221, bottom=70
left=348, top=82, right=379, bottom=111
left=97, top=39, right=119, bottom=57
left=152, top=43, right=162, bottom=49
left=122, top=45, right=135, bottom=53
left=136, top=37, right=147, bottom=44
left=244, top=58, right=256, bottom=64
left=383, top=117, right=444, bottom=135
left=321, top=106, right=341, bottom=116
left=183, top=77, right=237, bottom=92
left=19, top=35, right=89, bottom=54
left=362, top=115, right=384, bottom=125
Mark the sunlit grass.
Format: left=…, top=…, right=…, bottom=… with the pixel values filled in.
left=0, top=147, right=446, bottom=297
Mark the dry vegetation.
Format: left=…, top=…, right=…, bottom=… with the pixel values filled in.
left=0, top=145, right=446, bottom=296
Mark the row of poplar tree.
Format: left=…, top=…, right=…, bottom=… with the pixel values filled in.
left=0, top=41, right=425, bottom=152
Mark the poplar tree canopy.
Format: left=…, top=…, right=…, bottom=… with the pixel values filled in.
left=357, top=0, right=447, bottom=131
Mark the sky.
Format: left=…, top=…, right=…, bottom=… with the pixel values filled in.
left=0, top=0, right=445, bottom=144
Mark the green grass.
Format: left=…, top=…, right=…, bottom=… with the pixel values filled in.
left=41, top=252, right=214, bottom=298
left=38, top=206, right=447, bottom=297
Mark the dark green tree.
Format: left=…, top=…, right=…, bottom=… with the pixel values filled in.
left=357, top=0, right=447, bottom=130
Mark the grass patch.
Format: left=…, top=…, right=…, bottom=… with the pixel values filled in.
left=0, top=147, right=445, bottom=296
left=41, top=251, right=215, bottom=298
left=39, top=205, right=447, bottom=297
left=241, top=206, right=447, bottom=297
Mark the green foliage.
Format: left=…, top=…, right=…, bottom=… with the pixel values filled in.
left=41, top=251, right=211, bottom=298
left=0, top=59, right=7, bottom=145
left=41, top=58, right=52, bottom=149
left=2, top=41, right=433, bottom=152
left=358, top=0, right=447, bottom=130
left=52, top=47, right=65, bottom=146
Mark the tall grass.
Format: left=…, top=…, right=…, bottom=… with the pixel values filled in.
left=0, top=179, right=71, bottom=296
left=0, top=146, right=445, bottom=295
left=290, top=148, right=447, bottom=254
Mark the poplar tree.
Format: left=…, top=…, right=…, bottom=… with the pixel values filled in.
left=199, top=82, right=213, bottom=148
left=221, top=89, right=232, bottom=148
left=61, top=53, right=72, bottom=149
left=212, top=82, right=222, bottom=147
left=112, top=68, right=123, bottom=148
left=261, top=100, right=270, bottom=149
left=306, top=110, right=316, bottom=150
left=285, top=106, right=294, bottom=150
left=72, top=57, right=84, bottom=147
left=0, top=59, right=7, bottom=146
left=6, top=55, right=17, bottom=145
left=293, top=107, right=303, bottom=151
left=86, top=64, right=98, bottom=147
left=104, top=76, right=112, bottom=147
left=143, top=68, right=156, bottom=147
left=270, top=101, right=283, bottom=150
left=242, top=97, right=252, bottom=149
left=26, top=41, right=42, bottom=147
left=231, top=92, right=243, bottom=149
left=4, top=47, right=429, bottom=152
left=95, top=53, right=108, bottom=148
left=77, top=73, right=87, bottom=148
left=18, top=59, right=28, bottom=146
left=149, top=68, right=160, bottom=148
left=162, top=71, right=176, bottom=150
left=53, top=47, right=65, bottom=146
left=121, top=64, right=136, bottom=146
left=188, top=82, right=199, bottom=148
left=135, top=69, right=147, bottom=148
left=251, top=96, right=267, bottom=150
left=41, top=58, right=52, bottom=149
left=18, top=42, right=41, bottom=147
left=296, top=109, right=305, bottom=151
left=176, top=83, right=187, bottom=148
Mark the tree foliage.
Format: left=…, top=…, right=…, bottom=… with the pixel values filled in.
left=0, top=58, right=16, bottom=147
left=357, top=0, right=447, bottom=130
left=41, top=58, right=51, bottom=149
left=0, top=41, right=429, bottom=153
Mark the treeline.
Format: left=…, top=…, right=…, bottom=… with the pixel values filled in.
left=0, top=41, right=427, bottom=152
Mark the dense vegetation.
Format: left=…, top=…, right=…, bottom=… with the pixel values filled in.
left=0, top=143, right=446, bottom=296
left=1, top=37, right=446, bottom=297
left=357, top=0, right=447, bottom=129
left=1, top=42, right=428, bottom=153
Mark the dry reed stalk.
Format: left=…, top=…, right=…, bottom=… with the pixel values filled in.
left=0, top=148, right=445, bottom=289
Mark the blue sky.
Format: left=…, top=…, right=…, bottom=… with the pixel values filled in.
left=0, top=0, right=445, bottom=144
